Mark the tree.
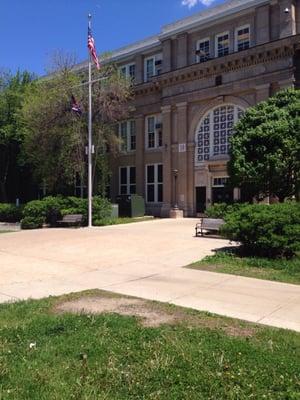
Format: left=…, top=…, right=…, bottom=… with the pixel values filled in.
left=228, top=89, right=300, bottom=202
left=0, top=70, right=34, bottom=202
left=21, top=57, right=132, bottom=195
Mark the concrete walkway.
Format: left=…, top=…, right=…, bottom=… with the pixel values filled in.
left=0, top=218, right=299, bottom=332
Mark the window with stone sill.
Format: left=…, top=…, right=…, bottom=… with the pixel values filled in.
left=144, top=54, right=163, bottom=82
left=195, top=104, right=244, bottom=166
left=119, top=120, right=136, bottom=152
left=119, top=63, right=136, bottom=80
left=146, top=164, right=163, bottom=203
left=216, top=32, right=229, bottom=57
left=146, top=115, right=162, bottom=150
left=235, top=25, right=250, bottom=52
left=119, top=166, right=136, bottom=195
left=196, top=38, right=210, bottom=63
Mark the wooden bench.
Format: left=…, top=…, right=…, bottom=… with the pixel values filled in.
left=195, top=218, right=225, bottom=237
left=56, top=214, right=83, bottom=227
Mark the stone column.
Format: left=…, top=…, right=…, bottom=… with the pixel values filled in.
left=161, top=105, right=172, bottom=217
left=135, top=114, right=145, bottom=197
left=186, top=142, right=195, bottom=216
left=177, top=33, right=188, bottom=69
left=255, top=83, right=270, bottom=103
left=176, top=102, right=188, bottom=215
left=255, top=5, right=270, bottom=44
left=135, top=54, right=144, bottom=84
left=279, top=0, right=296, bottom=38
left=162, top=39, right=172, bottom=73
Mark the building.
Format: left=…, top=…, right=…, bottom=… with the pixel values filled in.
left=93, top=0, right=300, bottom=217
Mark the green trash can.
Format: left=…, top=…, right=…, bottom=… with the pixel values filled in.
left=116, top=195, right=145, bottom=218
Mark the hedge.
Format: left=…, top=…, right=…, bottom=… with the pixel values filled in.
left=20, top=196, right=113, bottom=229
left=0, top=203, right=23, bottom=222
left=205, top=203, right=247, bottom=219
left=220, top=202, right=300, bottom=259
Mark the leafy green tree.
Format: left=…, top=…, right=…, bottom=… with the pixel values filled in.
left=21, top=59, right=132, bottom=195
left=0, top=70, right=34, bottom=202
left=228, top=89, right=300, bottom=202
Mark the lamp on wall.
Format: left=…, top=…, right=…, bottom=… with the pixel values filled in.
left=284, top=7, right=290, bottom=13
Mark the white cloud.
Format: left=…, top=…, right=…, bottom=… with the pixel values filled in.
left=182, top=0, right=215, bottom=8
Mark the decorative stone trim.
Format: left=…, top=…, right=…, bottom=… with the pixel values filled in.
left=134, top=35, right=298, bottom=97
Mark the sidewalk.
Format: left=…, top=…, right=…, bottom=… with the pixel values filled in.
left=0, top=219, right=299, bottom=331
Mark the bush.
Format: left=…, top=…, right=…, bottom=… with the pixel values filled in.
left=206, top=203, right=246, bottom=219
left=0, top=203, right=23, bottom=222
left=21, top=216, right=45, bottom=230
left=221, top=202, right=300, bottom=258
left=20, top=196, right=112, bottom=229
left=22, top=200, right=47, bottom=219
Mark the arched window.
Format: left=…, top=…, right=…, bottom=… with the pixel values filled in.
left=195, top=104, right=244, bottom=165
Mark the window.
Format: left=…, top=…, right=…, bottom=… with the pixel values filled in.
left=119, top=120, right=136, bottom=152
left=235, top=25, right=250, bottom=52
left=196, top=38, right=210, bottom=63
left=119, top=166, right=136, bottom=195
left=119, top=63, right=136, bottom=80
left=195, top=104, right=244, bottom=165
left=146, top=164, right=163, bottom=203
left=213, top=177, right=229, bottom=187
left=144, top=54, right=163, bottom=82
left=146, top=115, right=162, bottom=149
left=216, top=32, right=229, bottom=57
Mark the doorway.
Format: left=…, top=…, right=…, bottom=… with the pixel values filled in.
left=196, top=187, right=206, bottom=214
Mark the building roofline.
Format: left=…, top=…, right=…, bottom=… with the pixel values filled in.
left=76, top=0, right=270, bottom=69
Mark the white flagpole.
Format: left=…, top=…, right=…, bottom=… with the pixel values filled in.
left=88, top=13, right=93, bottom=228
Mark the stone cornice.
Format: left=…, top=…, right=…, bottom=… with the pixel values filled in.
left=135, top=35, right=298, bottom=97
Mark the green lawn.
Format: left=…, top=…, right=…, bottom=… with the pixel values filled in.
left=188, top=252, right=300, bottom=285
left=0, top=291, right=300, bottom=399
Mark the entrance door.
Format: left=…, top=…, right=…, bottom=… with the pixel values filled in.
left=196, top=187, right=206, bottom=214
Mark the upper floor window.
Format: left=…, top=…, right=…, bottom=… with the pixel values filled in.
left=216, top=32, right=229, bottom=57
left=119, top=63, right=136, bottom=80
left=119, top=166, right=136, bottom=195
left=235, top=25, right=250, bottom=52
left=144, top=54, right=163, bottom=82
left=145, top=115, right=162, bottom=149
left=195, top=104, right=244, bottom=165
left=196, top=38, right=210, bottom=63
left=119, top=120, right=136, bottom=152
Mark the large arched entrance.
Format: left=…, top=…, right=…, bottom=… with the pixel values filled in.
left=194, top=104, right=244, bottom=214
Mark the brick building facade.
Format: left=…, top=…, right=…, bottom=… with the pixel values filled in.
left=95, top=0, right=300, bottom=217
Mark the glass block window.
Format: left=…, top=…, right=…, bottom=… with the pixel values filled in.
left=195, top=104, right=244, bottom=165
left=216, top=32, right=229, bottom=57
left=196, top=38, right=210, bottom=63
left=236, top=26, right=250, bottom=52
left=119, top=166, right=136, bottom=195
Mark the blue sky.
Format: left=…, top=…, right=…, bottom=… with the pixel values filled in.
left=0, top=0, right=225, bottom=76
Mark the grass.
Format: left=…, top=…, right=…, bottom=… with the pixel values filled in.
left=94, top=216, right=155, bottom=227
left=0, top=290, right=300, bottom=399
left=188, top=251, right=300, bottom=285
left=0, top=231, right=13, bottom=234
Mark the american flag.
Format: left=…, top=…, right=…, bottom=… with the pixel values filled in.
left=88, top=26, right=100, bottom=70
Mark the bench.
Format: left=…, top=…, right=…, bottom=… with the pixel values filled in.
left=56, top=214, right=83, bottom=227
left=195, top=218, right=225, bottom=237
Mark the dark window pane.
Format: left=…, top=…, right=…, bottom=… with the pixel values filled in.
left=130, top=167, right=136, bottom=184
left=147, top=165, right=155, bottom=183
left=147, top=185, right=155, bottom=202
left=157, top=164, right=163, bottom=183
left=120, top=185, right=127, bottom=195
left=120, top=168, right=127, bottom=185
left=157, top=184, right=163, bottom=202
